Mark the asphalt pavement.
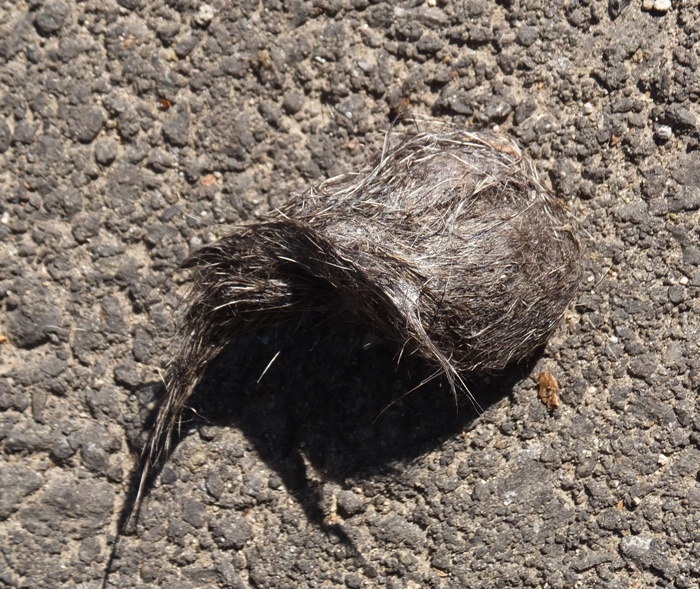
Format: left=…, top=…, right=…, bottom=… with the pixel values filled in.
left=1, top=1, right=699, bottom=588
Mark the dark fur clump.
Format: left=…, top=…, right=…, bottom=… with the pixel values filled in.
left=129, top=122, right=583, bottom=527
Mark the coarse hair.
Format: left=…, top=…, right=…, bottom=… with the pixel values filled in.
left=127, top=120, right=583, bottom=529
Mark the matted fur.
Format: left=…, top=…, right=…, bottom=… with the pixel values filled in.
left=128, top=122, right=583, bottom=529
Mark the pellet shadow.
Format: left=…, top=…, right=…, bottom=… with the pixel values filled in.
left=120, top=310, right=534, bottom=541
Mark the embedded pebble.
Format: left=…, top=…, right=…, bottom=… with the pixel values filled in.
left=94, top=139, right=118, bottom=165
left=655, top=125, right=673, bottom=141
left=162, top=102, right=190, bottom=147
left=0, top=466, right=43, bottom=519
left=620, top=535, right=653, bottom=560
left=195, top=4, right=215, bottom=26
left=72, top=107, right=105, bottom=143
left=210, top=513, right=253, bottom=549
left=7, top=290, right=64, bottom=349
left=35, top=1, right=68, bottom=35
left=642, top=0, right=671, bottom=12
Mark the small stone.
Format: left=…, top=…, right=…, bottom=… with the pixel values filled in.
left=0, top=119, right=10, bottom=153
left=32, top=389, right=46, bottom=423
left=73, top=106, right=105, bottom=143
left=40, top=356, right=67, bottom=378
left=174, top=33, right=199, bottom=58
left=147, top=148, right=175, bottom=172
left=609, top=0, right=631, bottom=19
left=628, top=354, right=658, bottom=380
left=160, top=467, right=177, bottom=485
left=483, top=100, right=513, bottom=123
left=61, top=190, right=83, bottom=218
left=652, top=0, right=672, bottom=12
left=372, top=515, right=425, bottom=550
left=210, top=513, right=253, bottom=549
left=655, top=125, right=672, bottom=141
left=194, top=4, right=215, bottom=26
left=113, top=363, right=142, bottom=388
left=206, top=470, right=225, bottom=499
left=282, top=92, right=305, bottom=115
left=94, top=139, right=118, bottom=165
left=665, top=104, right=696, bottom=130
left=668, top=187, right=700, bottom=213
left=91, top=232, right=126, bottom=257
left=514, top=98, right=537, bottom=125
left=0, top=465, right=43, bottom=519
left=84, top=386, right=121, bottom=419
left=620, top=535, right=653, bottom=560
left=81, top=442, right=108, bottom=473
left=182, top=499, right=207, bottom=528
left=516, top=26, right=538, bottom=47
left=78, top=538, right=102, bottom=564
left=336, top=490, right=366, bottom=517
left=155, top=18, right=180, bottom=42
left=571, top=552, right=614, bottom=572
left=416, top=34, right=444, bottom=55
left=617, top=201, right=648, bottom=224
left=668, top=285, right=686, bottom=304
left=72, top=212, right=100, bottom=243
left=13, top=120, right=38, bottom=144
left=35, top=1, right=68, bottom=35
left=51, top=436, right=76, bottom=461
left=7, top=291, right=63, bottom=349
left=162, top=102, right=190, bottom=147
left=116, top=0, right=142, bottom=9
left=101, top=294, right=127, bottom=334
left=132, top=325, right=155, bottom=363
left=38, top=477, right=113, bottom=534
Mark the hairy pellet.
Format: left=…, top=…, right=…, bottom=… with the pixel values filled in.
left=129, top=122, right=583, bottom=527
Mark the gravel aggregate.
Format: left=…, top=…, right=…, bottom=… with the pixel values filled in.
left=1, top=1, right=699, bottom=588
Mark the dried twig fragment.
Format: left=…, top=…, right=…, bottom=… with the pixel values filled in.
left=537, top=371, right=560, bottom=411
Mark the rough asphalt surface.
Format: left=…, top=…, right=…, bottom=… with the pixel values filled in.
left=1, top=1, right=699, bottom=588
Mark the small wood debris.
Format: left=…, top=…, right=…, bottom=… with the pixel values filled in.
left=199, top=174, right=217, bottom=187
left=537, top=371, right=560, bottom=411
